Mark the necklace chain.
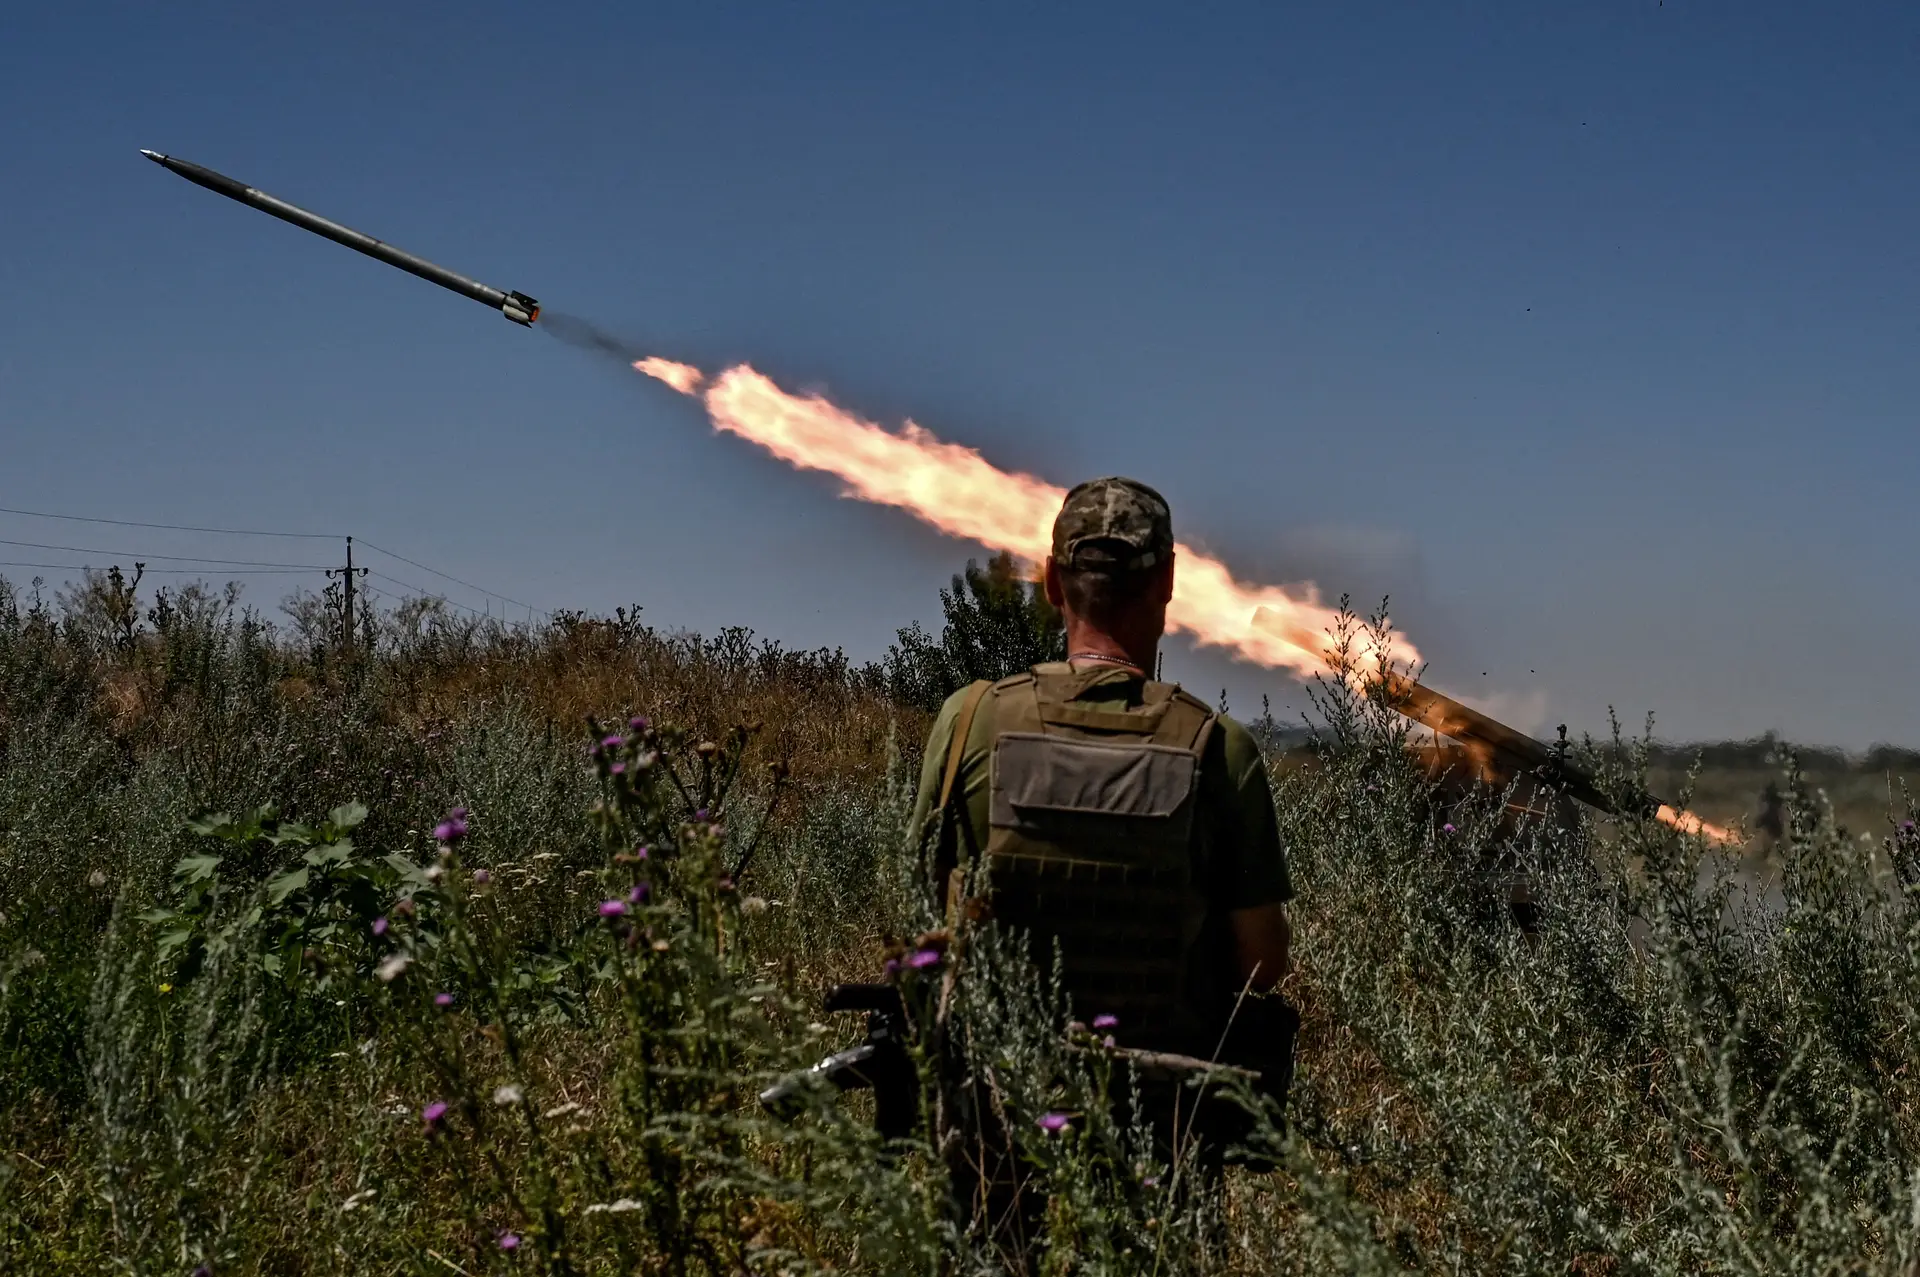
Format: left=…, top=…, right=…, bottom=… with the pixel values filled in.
left=1068, top=650, right=1142, bottom=669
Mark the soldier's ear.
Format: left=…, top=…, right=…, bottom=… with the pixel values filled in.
left=1042, top=556, right=1067, bottom=609
left=1154, top=553, right=1176, bottom=604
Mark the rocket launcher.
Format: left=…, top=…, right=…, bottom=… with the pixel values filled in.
left=1382, top=673, right=1662, bottom=821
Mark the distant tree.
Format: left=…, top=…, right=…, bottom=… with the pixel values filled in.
left=883, top=552, right=1065, bottom=712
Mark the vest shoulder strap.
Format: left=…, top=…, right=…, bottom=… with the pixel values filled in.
left=938, top=680, right=995, bottom=812
left=936, top=680, right=996, bottom=923
left=1153, top=685, right=1221, bottom=753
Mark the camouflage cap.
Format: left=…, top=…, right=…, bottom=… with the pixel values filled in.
left=1051, top=476, right=1174, bottom=573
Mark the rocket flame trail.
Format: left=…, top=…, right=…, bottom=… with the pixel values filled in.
left=636, top=357, right=1413, bottom=679
left=634, top=355, right=1733, bottom=844
left=634, top=357, right=705, bottom=396
left=1655, top=805, right=1735, bottom=842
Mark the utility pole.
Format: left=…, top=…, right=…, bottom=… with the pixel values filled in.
left=326, top=536, right=369, bottom=655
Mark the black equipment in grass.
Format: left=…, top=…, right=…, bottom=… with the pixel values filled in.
left=760, top=982, right=920, bottom=1140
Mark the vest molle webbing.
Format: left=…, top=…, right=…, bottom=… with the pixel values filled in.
left=985, top=664, right=1217, bottom=1043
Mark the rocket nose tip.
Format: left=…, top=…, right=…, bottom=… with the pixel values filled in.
left=139, top=149, right=163, bottom=161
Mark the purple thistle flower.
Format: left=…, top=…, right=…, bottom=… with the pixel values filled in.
left=371, top=916, right=388, bottom=937
left=609, top=762, right=626, bottom=776
left=434, top=993, right=454, bottom=1009
left=693, top=808, right=710, bottom=822
left=602, top=735, right=624, bottom=751
left=498, top=1232, right=521, bottom=1251
left=629, top=883, right=650, bottom=904
left=634, top=845, right=650, bottom=860
left=434, top=813, right=469, bottom=844
left=1442, top=823, right=1457, bottom=835
left=629, top=715, right=650, bottom=732
left=472, top=869, right=490, bottom=885
left=1037, top=1112, right=1069, bottom=1133
left=1904, top=820, right=1916, bottom=833
left=1092, top=1013, right=1118, bottom=1030
left=908, top=948, right=942, bottom=970
left=422, top=1101, right=448, bottom=1126
left=599, top=899, right=628, bottom=917
left=883, top=957, right=902, bottom=976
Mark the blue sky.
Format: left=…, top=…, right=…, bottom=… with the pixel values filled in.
left=2, top=3, right=1916, bottom=744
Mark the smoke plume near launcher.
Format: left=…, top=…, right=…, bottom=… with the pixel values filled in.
left=635, top=357, right=1733, bottom=843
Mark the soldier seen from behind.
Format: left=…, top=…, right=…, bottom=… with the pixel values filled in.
left=909, top=476, right=1299, bottom=1254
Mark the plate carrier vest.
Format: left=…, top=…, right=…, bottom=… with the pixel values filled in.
left=959, top=663, right=1219, bottom=1044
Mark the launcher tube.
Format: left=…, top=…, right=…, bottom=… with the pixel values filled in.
left=1383, top=674, right=1655, bottom=818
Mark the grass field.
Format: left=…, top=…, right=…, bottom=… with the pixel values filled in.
left=4, top=568, right=1919, bottom=1274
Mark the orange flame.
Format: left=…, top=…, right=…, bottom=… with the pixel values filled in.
left=637, top=358, right=1415, bottom=678
left=635, top=355, right=1736, bottom=845
left=1655, top=804, right=1735, bottom=842
left=634, top=357, right=705, bottom=395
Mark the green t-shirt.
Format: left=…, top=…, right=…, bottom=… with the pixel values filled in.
left=908, top=669, right=1294, bottom=913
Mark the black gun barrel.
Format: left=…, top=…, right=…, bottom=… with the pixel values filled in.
left=140, top=150, right=539, bottom=326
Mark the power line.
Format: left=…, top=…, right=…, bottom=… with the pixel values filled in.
left=1, top=501, right=538, bottom=614
left=0, top=537, right=330, bottom=569
left=0, top=504, right=338, bottom=539
left=0, top=561, right=320, bottom=575
left=364, top=570, right=494, bottom=620
left=356, top=540, right=535, bottom=611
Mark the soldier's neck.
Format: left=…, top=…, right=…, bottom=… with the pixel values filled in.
left=1062, top=617, right=1159, bottom=676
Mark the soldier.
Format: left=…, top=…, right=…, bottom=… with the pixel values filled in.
left=909, top=476, right=1296, bottom=1247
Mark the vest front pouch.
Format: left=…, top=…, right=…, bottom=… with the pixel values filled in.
left=980, top=669, right=1219, bottom=1046
left=990, top=732, right=1200, bottom=863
